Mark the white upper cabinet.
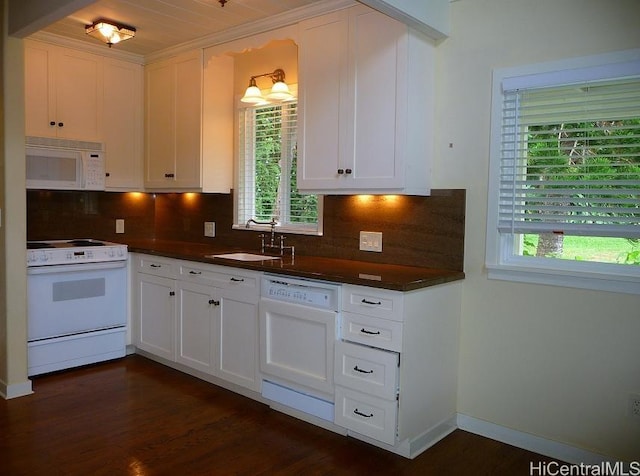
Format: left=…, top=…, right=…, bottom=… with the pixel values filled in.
left=103, top=58, right=143, bottom=190
left=25, top=40, right=103, bottom=142
left=144, top=49, right=203, bottom=190
left=297, top=5, right=435, bottom=195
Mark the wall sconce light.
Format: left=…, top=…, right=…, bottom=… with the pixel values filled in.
left=86, top=19, right=136, bottom=47
left=241, top=68, right=294, bottom=104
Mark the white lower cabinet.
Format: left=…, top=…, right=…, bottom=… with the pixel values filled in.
left=334, top=341, right=399, bottom=445
left=176, top=280, right=216, bottom=373
left=335, top=283, right=461, bottom=458
left=132, top=253, right=461, bottom=459
left=135, top=256, right=178, bottom=361
left=133, top=254, right=260, bottom=392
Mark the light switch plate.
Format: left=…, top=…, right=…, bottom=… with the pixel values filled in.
left=359, top=231, right=382, bottom=252
left=115, top=219, right=125, bottom=234
left=204, top=221, right=215, bottom=237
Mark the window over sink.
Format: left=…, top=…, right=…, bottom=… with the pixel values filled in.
left=235, top=99, right=322, bottom=235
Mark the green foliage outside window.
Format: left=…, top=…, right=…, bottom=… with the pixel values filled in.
left=253, top=103, right=318, bottom=225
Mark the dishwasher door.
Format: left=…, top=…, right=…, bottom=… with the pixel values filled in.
left=259, top=297, right=338, bottom=397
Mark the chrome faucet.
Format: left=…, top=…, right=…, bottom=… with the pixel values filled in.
left=245, top=217, right=294, bottom=258
left=246, top=218, right=277, bottom=246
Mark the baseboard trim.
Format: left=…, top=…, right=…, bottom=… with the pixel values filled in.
left=1, top=379, right=33, bottom=399
left=456, top=414, right=611, bottom=465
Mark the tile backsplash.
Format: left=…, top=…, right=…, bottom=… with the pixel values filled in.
left=27, top=189, right=465, bottom=270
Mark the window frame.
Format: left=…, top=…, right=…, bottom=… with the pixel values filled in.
left=234, top=95, right=323, bottom=236
left=486, top=49, right=640, bottom=295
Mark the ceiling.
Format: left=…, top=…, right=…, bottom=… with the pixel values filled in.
left=36, top=0, right=324, bottom=57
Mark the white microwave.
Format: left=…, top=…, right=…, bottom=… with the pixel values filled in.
left=26, top=141, right=105, bottom=191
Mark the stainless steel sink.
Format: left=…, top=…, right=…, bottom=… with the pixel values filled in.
left=208, top=252, right=282, bottom=261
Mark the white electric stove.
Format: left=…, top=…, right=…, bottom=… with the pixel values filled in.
left=26, top=239, right=129, bottom=376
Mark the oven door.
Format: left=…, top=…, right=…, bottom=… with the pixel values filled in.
left=27, top=261, right=127, bottom=341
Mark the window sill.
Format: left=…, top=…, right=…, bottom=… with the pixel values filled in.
left=233, top=224, right=323, bottom=237
left=486, top=261, right=640, bottom=295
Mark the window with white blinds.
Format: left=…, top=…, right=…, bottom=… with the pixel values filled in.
left=487, top=52, right=640, bottom=294
left=236, top=101, right=320, bottom=234
left=499, top=78, right=640, bottom=238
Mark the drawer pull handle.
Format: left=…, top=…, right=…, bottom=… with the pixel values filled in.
left=169, top=291, right=175, bottom=296
left=360, top=328, right=381, bottom=335
left=209, top=299, right=220, bottom=306
left=361, top=298, right=382, bottom=305
left=189, top=271, right=202, bottom=275
left=150, top=264, right=161, bottom=268
left=354, top=408, right=373, bottom=418
left=230, top=277, right=244, bottom=282
left=353, top=365, right=373, bottom=374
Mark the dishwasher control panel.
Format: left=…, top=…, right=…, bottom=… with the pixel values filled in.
left=261, top=275, right=340, bottom=311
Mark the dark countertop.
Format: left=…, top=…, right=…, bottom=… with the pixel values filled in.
left=125, top=239, right=464, bottom=292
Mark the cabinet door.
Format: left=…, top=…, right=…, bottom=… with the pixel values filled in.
left=177, top=281, right=216, bottom=373
left=145, top=60, right=175, bottom=187
left=349, top=8, right=405, bottom=189
left=136, top=273, right=176, bottom=361
left=54, top=47, right=103, bottom=141
left=173, top=51, right=202, bottom=188
left=144, top=50, right=202, bottom=189
left=297, top=9, right=349, bottom=190
left=215, top=290, right=258, bottom=390
left=104, top=58, right=143, bottom=190
left=25, top=41, right=55, bottom=138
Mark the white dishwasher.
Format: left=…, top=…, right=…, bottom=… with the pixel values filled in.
left=259, top=274, right=341, bottom=422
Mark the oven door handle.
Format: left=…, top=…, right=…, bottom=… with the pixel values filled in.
left=27, top=260, right=127, bottom=275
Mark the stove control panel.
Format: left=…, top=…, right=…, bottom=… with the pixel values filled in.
left=27, top=241, right=128, bottom=266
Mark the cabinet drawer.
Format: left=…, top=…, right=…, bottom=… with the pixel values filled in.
left=180, top=263, right=258, bottom=292
left=342, top=285, right=403, bottom=321
left=334, top=341, right=398, bottom=400
left=341, top=312, right=403, bottom=352
left=137, top=255, right=177, bottom=278
left=335, top=386, right=397, bottom=446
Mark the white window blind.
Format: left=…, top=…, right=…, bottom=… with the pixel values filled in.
left=237, top=101, right=319, bottom=233
left=498, top=77, right=640, bottom=238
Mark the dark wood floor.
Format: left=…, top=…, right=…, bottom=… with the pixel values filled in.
left=1, top=355, right=558, bottom=475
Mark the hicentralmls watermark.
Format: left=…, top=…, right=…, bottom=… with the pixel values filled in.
left=530, top=461, right=640, bottom=476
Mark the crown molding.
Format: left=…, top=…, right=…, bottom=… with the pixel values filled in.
left=144, top=0, right=357, bottom=64
left=27, top=31, right=145, bottom=64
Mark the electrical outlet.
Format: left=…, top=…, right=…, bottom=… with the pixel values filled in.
left=359, top=231, right=382, bottom=252
left=204, top=222, right=215, bottom=237
left=115, top=219, right=125, bottom=234
left=630, top=393, right=640, bottom=418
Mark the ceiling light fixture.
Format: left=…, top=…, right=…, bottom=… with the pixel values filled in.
left=85, top=19, right=136, bottom=47
left=240, top=68, right=294, bottom=104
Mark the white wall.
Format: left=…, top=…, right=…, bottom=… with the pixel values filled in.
left=434, top=0, right=640, bottom=460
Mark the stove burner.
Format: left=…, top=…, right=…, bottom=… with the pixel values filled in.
left=67, top=240, right=105, bottom=247
left=27, top=242, right=54, bottom=249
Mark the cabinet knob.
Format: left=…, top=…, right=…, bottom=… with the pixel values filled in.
left=169, top=291, right=175, bottom=296
left=209, top=299, right=220, bottom=306
left=345, top=168, right=352, bottom=175
left=57, top=122, right=64, bottom=127
left=164, top=173, right=175, bottom=178
left=337, top=169, right=344, bottom=175
left=49, top=121, right=56, bottom=126
left=105, top=172, right=111, bottom=177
